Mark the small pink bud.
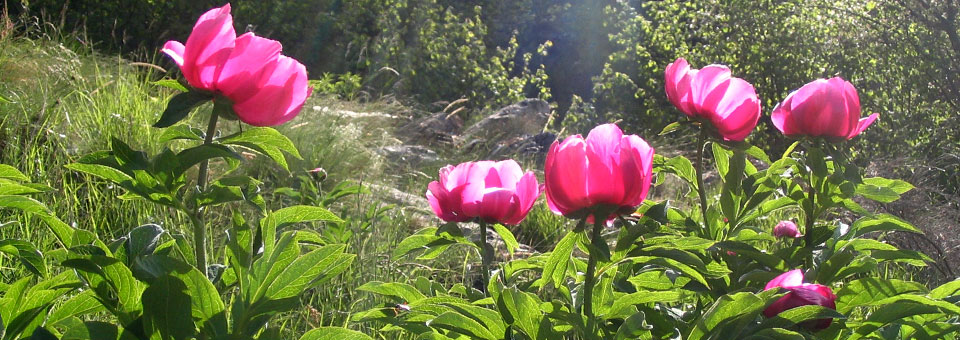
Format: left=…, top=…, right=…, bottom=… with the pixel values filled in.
left=773, top=220, right=803, bottom=238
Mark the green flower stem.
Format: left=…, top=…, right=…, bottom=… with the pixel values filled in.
left=192, top=110, right=219, bottom=274
left=695, top=129, right=711, bottom=235
left=582, top=216, right=604, bottom=333
left=477, top=219, right=491, bottom=293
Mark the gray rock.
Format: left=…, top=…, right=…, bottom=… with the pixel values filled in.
left=376, top=144, right=439, bottom=167
left=459, top=99, right=552, bottom=149
left=396, top=110, right=464, bottom=146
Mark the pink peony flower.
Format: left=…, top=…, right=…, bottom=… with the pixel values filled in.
left=664, top=58, right=761, bottom=141
left=773, top=220, right=803, bottom=238
left=161, top=4, right=311, bottom=126
left=771, top=77, right=879, bottom=140
left=763, top=269, right=838, bottom=330
left=544, top=124, right=654, bottom=222
left=426, top=160, right=540, bottom=225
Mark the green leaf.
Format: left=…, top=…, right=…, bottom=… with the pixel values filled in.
left=930, top=279, right=960, bottom=299
left=154, top=91, right=210, bottom=128
left=174, top=144, right=241, bottom=177
left=429, top=311, right=498, bottom=340
left=848, top=302, right=944, bottom=339
left=152, top=79, right=189, bottom=92
left=615, top=311, right=652, bottom=340
left=836, top=278, right=927, bottom=314
left=688, top=292, right=766, bottom=340
left=272, top=205, right=345, bottom=226
left=65, top=163, right=133, bottom=185
left=299, top=327, right=373, bottom=340
left=849, top=214, right=920, bottom=237
left=856, top=177, right=914, bottom=203
left=47, top=291, right=105, bottom=327
left=0, top=164, right=29, bottom=182
left=264, top=244, right=355, bottom=300
left=142, top=275, right=197, bottom=340
left=132, top=255, right=226, bottom=337
left=0, top=239, right=46, bottom=277
left=541, top=231, right=578, bottom=289
left=743, top=328, right=804, bottom=340
left=659, top=121, right=682, bottom=135
left=60, top=255, right=144, bottom=325
left=756, top=305, right=845, bottom=330
left=491, top=224, right=519, bottom=255
left=358, top=281, right=427, bottom=303
left=496, top=287, right=543, bottom=339
left=157, top=125, right=204, bottom=144
left=220, top=127, right=301, bottom=170
left=609, top=291, right=682, bottom=316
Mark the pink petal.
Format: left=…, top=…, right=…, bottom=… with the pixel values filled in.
left=714, top=78, right=760, bottom=141
left=545, top=137, right=589, bottom=215
left=427, top=181, right=467, bottom=222
left=512, top=171, right=540, bottom=223
left=770, top=99, right=792, bottom=135
left=182, top=4, right=236, bottom=90
left=849, top=113, right=879, bottom=139
left=619, top=134, right=654, bottom=207
left=584, top=124, right=625, bottom=205
left=691, top=65, right=732, bottom=118
left=217, top=33, right=282, bottom=100
left=490, top=160, right=523, bottom=190
left=232, top=56, right=310, bottom=126
left=161, top=41, right=186, bottom=67
left=665, top=58, right=692, bottom=111
left=765, top=269, right=804, bottom=290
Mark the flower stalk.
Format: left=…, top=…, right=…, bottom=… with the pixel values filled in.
left=192, top=109, right=219, bottom=273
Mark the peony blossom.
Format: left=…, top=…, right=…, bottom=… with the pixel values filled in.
left=773, top=220, right=803, bottom=238
left=763, top=269, right=838, bottom=330
left=664, top=58, right=761, bottom=141
left=161, top=4, right=311, bottom=126
left=771, top=77, right=879, bottom=140
left=544, top=124, right=654, bottom=222
left=426, top=160, right=540, bottom=225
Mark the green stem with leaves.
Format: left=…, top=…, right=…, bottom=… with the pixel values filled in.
left=476, top=219, right=491, bottom=292
left=695, top=129, right=711, bottom=235
left=192, top=110, right=219, bottom=273
left=583, top=215, right=604, bottom=335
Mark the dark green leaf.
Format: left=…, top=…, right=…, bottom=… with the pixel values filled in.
left=220, top=127, right=301, bottom=170
left=154, top=91, right=210, bottom=128
left=299, top=327, right=373, bottom=340
left=0, top=239, right=46, bottom=277
left=175, top=144, right=241, bottom=177
left=142, top=275, right=197, bottom=340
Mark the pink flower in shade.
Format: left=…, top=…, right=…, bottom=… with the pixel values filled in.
left=771, top=77, right=879, bottom=141
left=544, top=124, right=655, bottom=223
left=161, top=4, right=311, bottom=126
left=664, top=58, right=761, bottom=141
left=773, top=220, right=803, bottom=238
left=763, top=269, right=838, bottom=330
left=426, top=160, right=540, bottom=225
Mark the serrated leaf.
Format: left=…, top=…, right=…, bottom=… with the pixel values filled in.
left=154, top=91, right=210, bottom=128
